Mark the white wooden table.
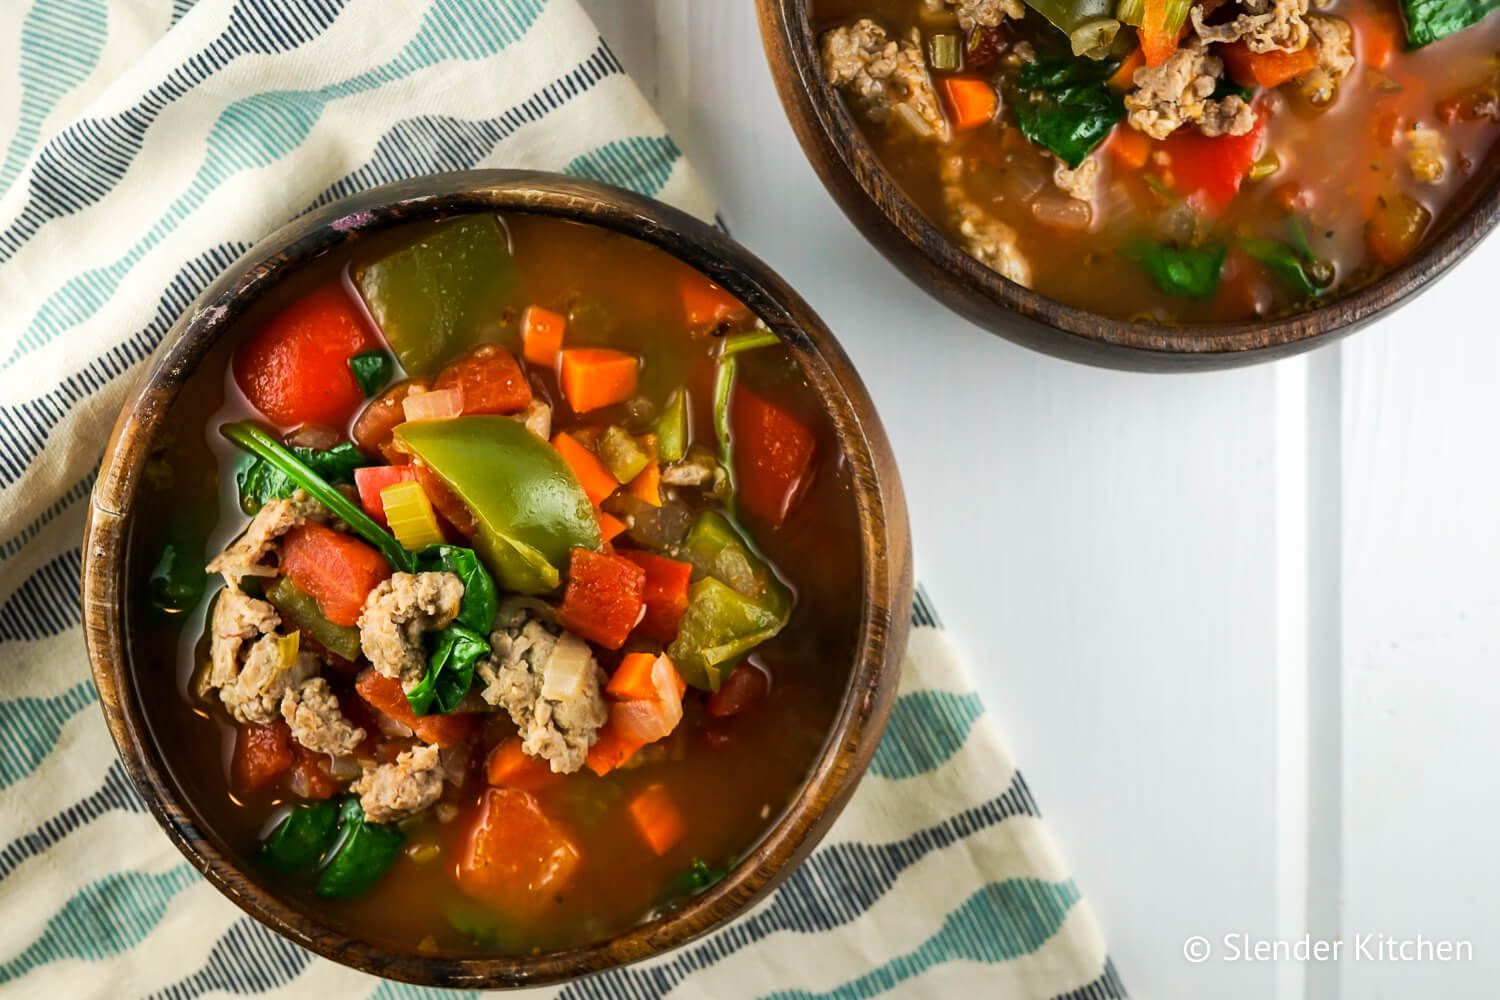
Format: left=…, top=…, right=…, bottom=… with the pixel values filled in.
left=586, top=4, right=1500, bottom=996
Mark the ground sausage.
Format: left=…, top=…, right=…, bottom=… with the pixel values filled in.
left=352, top=744, right=444, bottom=824
left=1052, top=155, right=1100, bottom=202
left=205, top=491, right=324, bottom=588
left=357, top=572, right=465, bottom=691
left=821, top=19, right=950, bottom=141
left=208, top=588, right=317, bottom=725
left=1191, top=0, right=1310, bottom=53
left=1297, top=15, right=1355, bottom=106
left=939, top=154, right=1032, bottom=286
left=1125, top=40, right=1256, bottom=140
left=282, top=677, right=366, bottom=756
left=946, top=0, right=1025, bottom=30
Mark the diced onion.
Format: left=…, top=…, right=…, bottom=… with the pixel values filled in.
left=611, top=699, right=674, bottom=745
left=541, top=631, right=594, bottom=700
left=1069, top=18, right=1119, bottom=59
left=651, top=656, right=684, bottom=732
left=1031, top=196, right=1092, bottom=230
left=892, top=102, right=935, bottom=139
left=402, top=386, right=464, bottom=422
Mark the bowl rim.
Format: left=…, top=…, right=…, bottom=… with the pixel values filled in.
left=758, top=0, right=1500, bottom=369
left=81, top=170, right=913, bottom=988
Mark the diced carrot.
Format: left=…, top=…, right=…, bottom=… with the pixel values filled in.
left=1108, top=47, right=1144, bottom=90
left=558, top=548, right=647, bottom=650
left=232, top=721, right=294, bottom=794
left=1357, top=11, right=1399, bottom=71
left=620, top=550, right=693, bottom=644
left=595, top=509, right=627, bottom=545
left=606, top=652, right=665, bottom=701
left=485, top=737, right=560, bottom=792
left=352, top=379, right=428, bottom=462
left=234, top=286, right=379, bottom=428
left=731, top=385, right=816, bottom=528
left=1137, top=0, right=1183, bottom=67
left=433, top=344, right=532, bottom=416
left=521, top=305, right=567, bottom=367
left=1219, top=41, right=1318, bottom=89
left=354, top=671, right=480, bottom=747
left=456, top=789, right=582, bottom=911
left=280, top=523, right=391, bottom=626
left=559, top=348, right=639, bottom=413
left=627, top=460, right=661, bottom=507
left=939, top=77, right=998, bottom=131
left=585, top=720, right=645, bottom=776
left=552, top=432, right=619, bottom=507
left=354, top=465, right=417, bottom=527
left=628, top=784, right=684, bottom=856
left=681, top=272, right=747, bottom=329
left=1107, top=126, right=1153, bottom=170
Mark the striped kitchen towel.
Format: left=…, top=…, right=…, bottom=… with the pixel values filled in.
left=0, top=1, right=1125, bottom=997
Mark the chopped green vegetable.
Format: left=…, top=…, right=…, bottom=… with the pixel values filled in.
left=316, top=798, right=404, bottom=899
left=222, top=422, right=415, bottom=573
left=1401, top=0, right=1500, bottom=47
left=236, top=441, right=370, bottom=515
left=266, top=576, right=362, bottom=661
left=354, top=216, right=518, bottom=377
left=680, top=511, right=791, bottom=616
left=414, top=544, right=497, bottom=634
left=674, top=857, right=731, bottom=894
left=1129, top=242, right=1227, bottom=299
left=928, top=32, right=961, bottom=71
left=712, top=330, right=781, bottom=508
left=146, top=534, right=205, bottom=617
left=668, top=577, right=787, bottom=692
left=1025, top=0, right=1118, bottom=50
left=597, top=426, right=652, bottom=483
left=1011, top=58, right=1123, bottom=168
left=394, top=416, right=601, bottom=594
left=656, top=387, right=689, bottom=463
left=347, top=349, right=394, bottom=398
left=259, top=801, right=340, bottom=873
left=1240, top=238, right=1332, bottom=298
left=408, top=623, right=489, bottom=716
left=1116, top=0, right=1193, bottom=35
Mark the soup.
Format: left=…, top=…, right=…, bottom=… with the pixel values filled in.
left=130, top=213, right=862, bottom=955
left=812, top=0, right=1500, bottom=322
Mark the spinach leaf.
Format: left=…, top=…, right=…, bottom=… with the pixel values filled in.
left=1212, top=77, right=1255, bottom=102
left=147, top=534, right=206, bottom=617
left=414, top=544, right=497, bottom=634
left=236, top=441, right=370, bottom=514
left=315, top=797, right=404, bottom=899
left=348, top=349, right=394, bottom=398
left=1129, top=242, right=1227, bottom=299
left=1402, top=0, right=1500, bottom=47
left=1012, top=58, right=1123, bottom=168
left=1240, top=238, right=1330, bottom=298
left=408, top=623, right=489, bottom=716
left=259, top=801, right=339, bottom=873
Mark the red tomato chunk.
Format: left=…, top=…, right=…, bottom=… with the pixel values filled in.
left=234, top=286, right=378, bottom=428
left=557, top=548, right=646, bottom=650
left=731, top=386, right=816, bottom=528
left=231, top=721, right=294, bottom=794
left=456, top=789, right=582, bottom=910
left=432, top=344, right=532, bottom=415
left=280, top=523, right=391, bottom=627
left=620, top=550, right=693, bottom=643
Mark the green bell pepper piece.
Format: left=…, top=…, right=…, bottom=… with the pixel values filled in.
left=353, top=216, right=518, bottom=377
left=597, top=426, right=651, bottom=483
left=394, top=416, right=601, bottom=594
left=668, top=577, right=786, bottom=691
left=680, top=511, right=790, bottom=616
left=265, top=576, right=362, bottom=661
left=259, top=801, right=340, bottom=873
left=656, top=387, right=689, bottom=463
left=316, top=798, right=404, bottom=899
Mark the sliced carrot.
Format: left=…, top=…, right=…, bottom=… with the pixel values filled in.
left=1107, top=126, right=1153, bottom=170
left=552, top=432, right=619, bottom=507
left=620, top=550, right=693, bottom=644
left=585, top=720, right=645, bottom=776
left=628, top=783, right=684, bottom=856
left=595, top=509, right=627, bottom=545
left=681, top=272, right=747, bottom=329
left=457, top=789, right=582, bottom=911
left=627, top=460, right=661, bottom=507
left=939, top=77, right=998, bottom=131
left=1108, top=47, right=1144, bottom=90
left=354, top=671, right=480, bottom=747
left=1138, top=0, right=1182, bottom=67
left=485, top=737, right=559, bottom=792
left=1219, top=41, right=1318, bottom=89
left=280, top=523, right=391, bottom=626
left=557, top=548, right=646, bottom=650
left=521, top=305, right=566, bottom=368
left=606, top=652, right=664, bottom=702
left=560, top=348, right=639, bottom=413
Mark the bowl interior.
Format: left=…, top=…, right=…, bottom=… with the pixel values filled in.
left=761, top=0, right=1500, bottom=367
left=84, top=172, right=912, bottom=987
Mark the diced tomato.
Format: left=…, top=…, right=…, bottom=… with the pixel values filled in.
left=456, top=789, right=582, bottom=910
left=432, top=344, right=532, bottom=415
left=557, top=548, right=646, bottom=650
left=628, top=784, right=684, bottom=856
left=231, top=721, right=294, bottom=794
left=707, top=662, right=770, bottom=719
left=354, top=465, right=417, bottom=527
left=731, top=385, right=816, bottom=528
left=1218, top=41, right=1317, bottom=89
left=412, top=462, right=479, bottom=538
left=280, top=523, right=391, bottom=627
left=353, top=379, right=429, bottom=462
left=681, top=272, right=748, bottom=329
left=289, top=746, right=340, bottom=800
left=484, top=737, right=559, bottom=792
left=233, top=287, right=379, bottom=428
left=1160, top=108, right=1267, bottom=213
left=619, top=550, right=692, bottom=643
left=354, top=671, right=480, bottom=747
left=585, top=718, right=646, bottom=776
left=521, top=305, right=566, bottom=367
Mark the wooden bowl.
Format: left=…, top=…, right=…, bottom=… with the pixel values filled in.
left=758, top=0, right=1500, bottom=371
left=81, top=171, right=912, bottom=988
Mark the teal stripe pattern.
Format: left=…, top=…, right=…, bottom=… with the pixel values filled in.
left=0, top=681, right=96, bottom=789
left=0, top=0, right=109, bottom=196
left=0, top=865, right=200, bottom=984
left=765, top=880, right=1083, bottom=1000
left=870, top=689, right=986, bottom=780
left=564, top=136, right=683, bottom=197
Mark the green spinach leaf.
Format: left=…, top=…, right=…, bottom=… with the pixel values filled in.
left=415, top=544, right=498, bottom=635
left=348, top=349, right=394, bottom=398
left=1129, top=242, right=1227, bottom=300
left=1240, top=238, right=1329, bottom=298
left=1012, top=58, right=1123, bottom=168
left=236, top=441, right=370, bottom=514
left=408, top=623, right=489, bottom=716
left=315, top=798, right=404, bottom=899
left=1402, top=0, right=1500, bottom=47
